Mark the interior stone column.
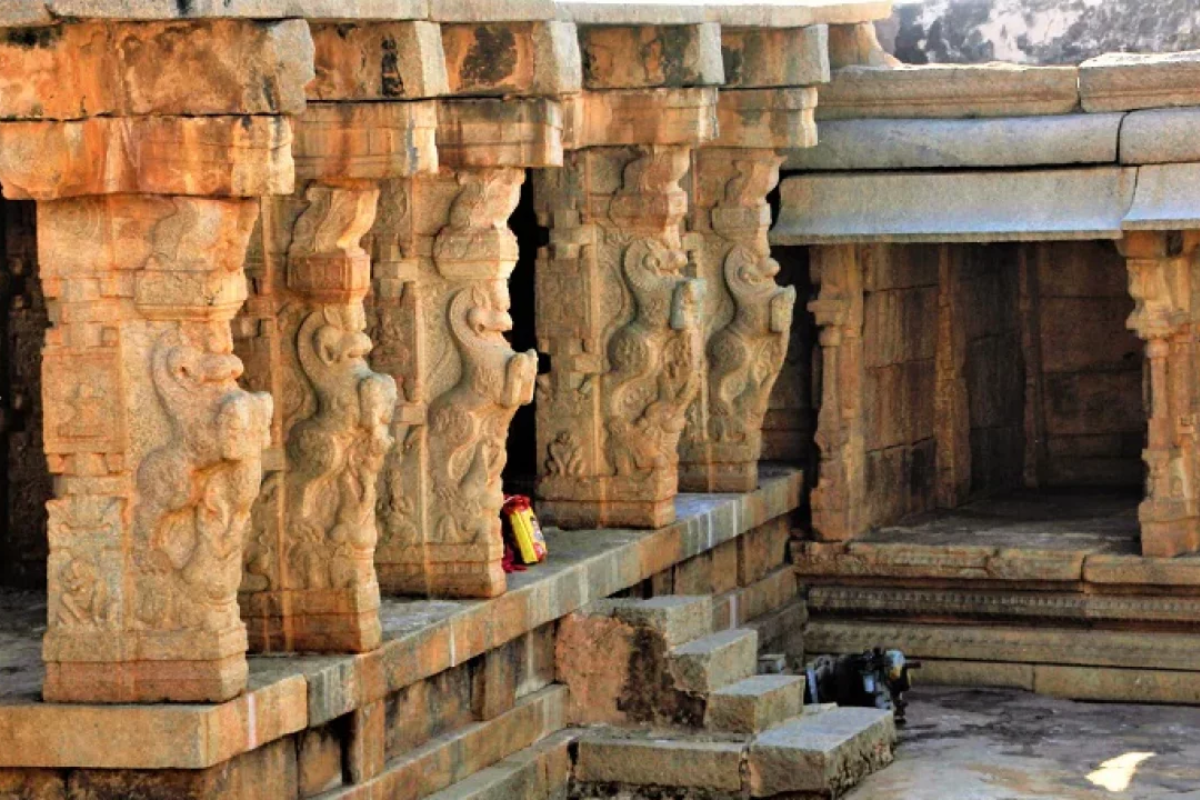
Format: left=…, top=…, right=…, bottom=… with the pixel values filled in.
left=0, top=18, right=309, bottom=702
left=534, top=85, right=718, bottom=529
left=237, top=103, right=435, bottom=651
left=677, top=87, right=816, bottom=492
left=807, top=244, right=868, bottom=541
left=371, top=98, right=560, bottom=598
left=1122, top=231, right=1200, bottom=557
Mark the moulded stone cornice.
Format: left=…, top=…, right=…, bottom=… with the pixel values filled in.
left=1080, top=50, right=1200, bottom=113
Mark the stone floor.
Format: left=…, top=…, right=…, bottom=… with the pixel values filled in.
left=867, top=488, right=1142, bottom=553
left=847, top=686, right=1200, bottom=799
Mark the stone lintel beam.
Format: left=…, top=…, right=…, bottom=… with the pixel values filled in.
left=710, top=87, right=817, bottom=150
left=720, top=24, right=829, bottom=89
left=577, top=22, right=723, bottom=90
left=0, top=19, right=313, bottom=121
left=436, top=97, right=565, bottom=169
left=564, top=86, right=719, bottom=149
left=815, top=63, right=1080, bottom=121
left=0, top=116, right=294, bottom=201
left=1119, top=230, right=1200, bottom=558
left=293, top=101, right=440, bottom=182
left=309, top=21, right=450, bottom=102
left=442, top=21, right=582, bottom=96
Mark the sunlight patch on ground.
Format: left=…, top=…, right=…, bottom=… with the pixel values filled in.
left=1086, top=752, right=1155, bottom=793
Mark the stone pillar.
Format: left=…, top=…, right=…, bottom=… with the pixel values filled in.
left=371, top=98, right=561, bottom=598
left=807, top=245, right=867, bottom=541
left=1121, top=231, right=1200, bottom=557
left=0, top=18, right=310, bottom=702
left=535, top=85, right=718, bottom=529
left=678, top=85, right=817, bottom=492
left=237, top=102, right=436, bottom=651
left=934, top=246, right=972, bottom=507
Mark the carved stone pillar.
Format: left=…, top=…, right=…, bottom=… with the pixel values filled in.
left=807, top=245, right=867, bottom=541
left=371, top=98, right=561, bottom=598
left=1121, top=231, right=1200, bottom=557
left=237, top=102, right=435, bottom=650
left=678, top=84, right=814, bottom=492
left=0, top=18, right=308, bottom=702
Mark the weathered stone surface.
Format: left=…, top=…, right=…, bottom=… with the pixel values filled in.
left=433, top=0, right=556, bottom=22
left=1080, top=50, right=1200, bottom=112
left=748, top=707, right=895, bottom=797
left=1120, top=107, right=1200, bottom=164
left=436, top=98, right=564, bottom=168
left=309, top=21, right=449, bottom=101
left=828, top=21, right=897, bottom=68
left=0, top=116, right=293, bottom=200
left=420, top=729, right=576, bottom=800
left=575, top=735, right=745, bottom=790
left=706, top=673, right=805, bottom=734
left=0, top=0, right=427, bottom=23
left=611, top=595, right=714, bottom=647
left=794, top=540, right=1086, bottom=582
left=580, top=23, right=723, bottom=89
left=556, top=0, right=892, bottom=27
left=568, top=86, right=719, bottom=148
left=1123, top=163, right=1200, bottom=230
left=0, top=19, right=313, bottom=120
left=720, top=24, right=829, bottom=88
left=1084, top=554, right=1200, bottom=586
left=816, top=64, right=1080, bottom=120
left=442, top=21, right=581, bottom=96
left=1033, top=665, right=1200, bottom=705
left=297, top=723, right=344, bottom=798
left=667, top=628, right=758, bottom=692
left=784, top=114, right=1123, bottom=171
left=711, top=87, right=817, bottom=149
left=772, top=168, right=1137, bottom=245
left=293, top=101, right=439, bottom=181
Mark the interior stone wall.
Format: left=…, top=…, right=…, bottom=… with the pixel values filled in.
left=862, top=244, right=938, bottom=527
left=961, top=243, right=1024, bottom=494
left=762, top=246, right=816, bottom=465
left=0, top=199, right=49, bottom=590
left=1031, top=240, right=1143, bottom=487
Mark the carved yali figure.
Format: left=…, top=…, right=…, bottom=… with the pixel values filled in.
left=287, top=304, right=397, bottom=591
left=135, top=327, right=273, bottom=633
left=606, top=238, right=705, bottom=476
left=708, top=245, right=797, bottom=443
left=428, top=281, right=536, bottom=544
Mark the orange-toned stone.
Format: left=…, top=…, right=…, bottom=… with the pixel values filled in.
left=0, top=116, right=293, bottom=200
left=436, top=98, right=564, bottom=169
left=442, top=21, right=581, bottom=96
left=578, top=23, right=723, bottom=89
left=309, top=21, right=449, bottom=101
left=0, top=19, right=313, bottom=120
left=293, top=102, right=439, bottom=182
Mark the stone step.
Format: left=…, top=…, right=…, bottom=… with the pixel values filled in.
left=705, top=674, right=806, bottom=734
left=610, top=594, right=714, bottom=647
left=420, top=729, right=578, bottom=800
left=574, top=733, right=746, bottom=793
left=748, top=706, right=896, bottom=798
left=668, top=628, right=759, bottom=693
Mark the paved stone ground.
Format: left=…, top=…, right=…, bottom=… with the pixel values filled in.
left=847, top=686, right=1200, bottom=799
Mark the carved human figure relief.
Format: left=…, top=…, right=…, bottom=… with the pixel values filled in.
left=707, top=244, right=796, bottom=444
left=427, top=280, right=536, bottom=543
left=134, top=326, right=273, bottom=634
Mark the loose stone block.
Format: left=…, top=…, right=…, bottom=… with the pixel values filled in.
left=579, top=23, right=723, bottom=89
left=0, top=116, right=293, bottom=201
left=772, top=168, right=1138, bottom=245
left=1080, top=50, right=1200, bottom=112
left=785, top=114, right=1124, bottom=172
left=0, top=19, right=313, bottom=120
left=721, top=24, right=829, bottom=88
left=1120, top=107, right=1200, bottom=164
left=816, top=64, right=1080, bottom=120
left=309, top=21, right=449, bottom=101
left=748, top=707, right=895, bottom=797
left=667, top=628, right=758, bottom=693
left=706, top=673, right=805, bottom=733
left=575, top=736, right=745, bottom=791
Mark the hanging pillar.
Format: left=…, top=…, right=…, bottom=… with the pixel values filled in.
left=1122, top=230, right=1200, bottom=558
left=0, top=18, right=310, bottom=701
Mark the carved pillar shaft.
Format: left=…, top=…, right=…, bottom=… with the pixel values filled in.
left=679, top=147, right=796, bottom=493
left=808, top=244, right=867, bottom=541
left=1121, top=231, right=1200, bottom=557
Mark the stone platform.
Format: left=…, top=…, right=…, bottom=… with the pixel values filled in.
left=798, top=488, right=1200, bottom=704
left=0, top=466, right=801, bottom=789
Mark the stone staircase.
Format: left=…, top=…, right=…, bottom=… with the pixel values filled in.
left=422, top=595, right=895, bottom=800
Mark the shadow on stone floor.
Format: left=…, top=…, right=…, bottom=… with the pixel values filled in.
left=847, top=686, right=1200, bottom=799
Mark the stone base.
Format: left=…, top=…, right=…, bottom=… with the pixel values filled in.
left=538, top=497, right=676, bottom=530
left=423, top=561, right=507, bottom=599
left=678, top=460, right=759, bottom=494
left=1140, top=514, right=1200, bottom=558
left=241, top=586, right=383, bottom=653
left=43, top=653, right=248, bottom=704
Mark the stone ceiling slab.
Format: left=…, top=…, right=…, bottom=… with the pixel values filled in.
left=785, top=114, right=1122, bottom=171
left=771, top=168, right=1137, bottom=244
